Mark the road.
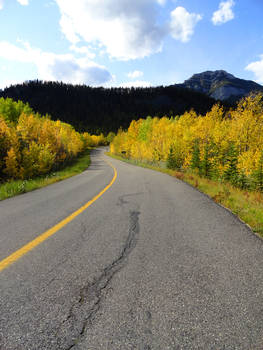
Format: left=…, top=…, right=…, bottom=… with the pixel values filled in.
left=1, top=147, right=263, bottom=350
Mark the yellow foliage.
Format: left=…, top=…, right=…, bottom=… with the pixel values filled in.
left=0, top=117, right=17, bottom=175
left=110, top=93, right=263, bottom=182
left=0, top=99, right=106, bottom=181
left=4, top=148, right=20, bottom=178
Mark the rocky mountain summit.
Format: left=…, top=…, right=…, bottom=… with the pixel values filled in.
left=178, top=70, right=263, bottom=102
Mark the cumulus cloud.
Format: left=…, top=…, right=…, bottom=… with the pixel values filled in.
left=212, top=0, right=235, bottom=25
left=69, top=44, right=95, bottom=59
left=119, top=80, right=151, bottom=88
left=0, top=41, right=113, bottom=86
left=246, top=55, right=263, bottom=84
left=55, top=1, right=202, bottom=60
left=127, top=70, right=144, bottom=79
left=55, top=0, right=170, bottom=60
left=37, top=55, right=112, bottom=86
left=170, top=7, right=202, bottom=43
left=0, top=41, right=34, bottom=62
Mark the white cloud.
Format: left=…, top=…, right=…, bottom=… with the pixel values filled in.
left=0, top=41, right=34, bottom=62
left=0, top=78, right=25, bottom=90
left=170, top=7, right=202, bottom=43
left=119, top=80, right=151, bottom=88
left=55, top=0, right=167, bottom=60
left=246, top=55, right=263, bottom=84
left=69, top=44, right=95, bottom=59
left=17, top=0, right=29, bottom=5
left=127, top=70, right=144, bottom=79
left=38, top=55, right=112, bottom=86
left=55, top=1, right=202, bottom=59
left=0, top=0, right=4, bottom=10
left=0, top=41, right=113, bottom=86
left=212, top=0, right=235, bottom=25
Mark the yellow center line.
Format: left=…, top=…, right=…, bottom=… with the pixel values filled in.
left=0, top=160, right=117, bottom=273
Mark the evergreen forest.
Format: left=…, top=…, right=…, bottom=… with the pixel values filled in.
left=0, top=80, right=220, bottom=134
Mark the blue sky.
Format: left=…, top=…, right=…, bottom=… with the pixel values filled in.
left=0, top=0, right=263, bottom=89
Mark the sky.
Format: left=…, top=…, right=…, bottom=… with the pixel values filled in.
left=0, top=0, right=263, bottom=89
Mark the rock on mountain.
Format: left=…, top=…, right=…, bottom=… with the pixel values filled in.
left=177, top=70, right=263, bottom=102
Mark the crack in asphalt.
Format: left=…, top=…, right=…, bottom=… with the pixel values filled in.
left=56, top=210, right=140, bottom=350
left=116, top=193, right=144, bottom=207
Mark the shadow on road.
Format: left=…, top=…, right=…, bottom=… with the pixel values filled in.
left=88, top=147, right=108, bottom=171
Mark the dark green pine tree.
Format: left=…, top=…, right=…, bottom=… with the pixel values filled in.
left=224, top=142, right=239, bottom=185
left=237, top=169, right=249, bottom=190
left=167, top=145, right=176, bottom=170
left=166, top=144, right=183, bottom=170
left=254, top=151, right=263, bottom=191
left=190, top=139, right=201, bottom=171
left=200, top=143, right=212, bottom=178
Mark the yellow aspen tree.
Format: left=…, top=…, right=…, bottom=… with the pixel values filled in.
left=4, top=147, right=20, bottom=179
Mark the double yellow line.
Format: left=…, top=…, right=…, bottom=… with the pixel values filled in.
left=0, top=161, right=117, bottom=273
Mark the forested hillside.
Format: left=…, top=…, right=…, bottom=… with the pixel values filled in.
left=0, top=80, right=219, bottom=134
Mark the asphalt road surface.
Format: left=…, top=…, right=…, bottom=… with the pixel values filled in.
left=1, top=147, right=263, bottom=350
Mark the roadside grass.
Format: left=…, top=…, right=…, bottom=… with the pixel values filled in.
left=0, top=149, right=91, bottom=201
left=107, top=152, right=263, bottom=238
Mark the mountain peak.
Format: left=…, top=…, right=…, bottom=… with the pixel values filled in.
left=179, top=70, right=263, bottom=101
left=188, top=70, right=235, bottom=82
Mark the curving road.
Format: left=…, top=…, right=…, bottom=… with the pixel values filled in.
left=1, top=147, right=263, bottom=350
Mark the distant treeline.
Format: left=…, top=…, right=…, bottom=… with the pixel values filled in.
left=0, top=80, right=223, bottom=134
